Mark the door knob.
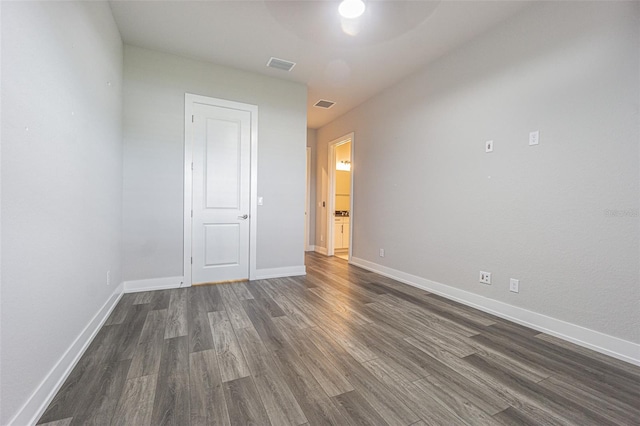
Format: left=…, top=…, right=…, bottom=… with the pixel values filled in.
left=238, top=214, right=249, bottom=220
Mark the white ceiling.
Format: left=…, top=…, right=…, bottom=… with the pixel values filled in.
left=109, top=0, right=532, bottom=129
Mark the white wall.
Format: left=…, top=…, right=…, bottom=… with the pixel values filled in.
left=1, top=2, right=123, bottom=424
left=317, top=2, right=639, bottom=346
left=122, top=46, right=307, bottom=281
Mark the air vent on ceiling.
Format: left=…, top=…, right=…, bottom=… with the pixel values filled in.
left=314, top=99, right=336, bottom=109
left=266, top=57, right=296, bottom=72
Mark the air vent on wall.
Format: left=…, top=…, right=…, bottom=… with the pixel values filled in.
left=266, top=57, right=296, bottom=72
left=314, top=99, right=336, bottom=109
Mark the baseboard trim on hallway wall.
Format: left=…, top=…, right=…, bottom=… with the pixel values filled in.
left=9, top=283, right=125, bottom=426
left=305, top=245, right=316, bottom=252
left=350, top=257, right=640, bottom=367
left=254, top=265, right=306, bottom=280
left=123, top=275, right=185, bottom=293
left=314, top=246, right=328, bottom=255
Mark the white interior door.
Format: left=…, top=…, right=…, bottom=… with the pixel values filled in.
left=191, top=102, right=251, bottom=284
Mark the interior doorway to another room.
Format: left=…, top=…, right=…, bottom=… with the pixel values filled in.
left=327, top=133, right=354, bottom=261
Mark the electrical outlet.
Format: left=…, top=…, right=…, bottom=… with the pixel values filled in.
left=106, top=270, right=111, bottom=286
left=485, top=140, right=494, bottom=153
left=529, top=130, right=539, bottom=146
left=479, top=271, right=491, bottom=285
left=379, top=248, right=385, bottom=257
left=510, top=278, right=519, bottom=293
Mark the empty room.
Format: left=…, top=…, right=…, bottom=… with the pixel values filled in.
left=1, top=1, right=638, bottom=425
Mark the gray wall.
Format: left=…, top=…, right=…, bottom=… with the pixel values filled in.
left=122, top=46, right=307, bottom=280
left=1, top=2, right=123, bottom=423
left=316, top=1, right=639, bottom=343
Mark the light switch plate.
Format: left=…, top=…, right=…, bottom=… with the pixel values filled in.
left=485, top=140, right=494, bottom=152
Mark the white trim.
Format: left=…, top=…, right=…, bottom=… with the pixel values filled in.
left=305, top=147, right=311, bottom=251
left=184, top=94, right=259, bottom=285
left=248, top=100, right=258, bottom=281
left=351, top=257, right=640, bottom=366
left=8, top=283, right=125, bottom=426
left=124, top=276, right=184, bottom=293
left=314, top=246, right=328, bottom=255
left=327, top=142, right=335, bottom=256
left=347, top=137, right=355, bottom=262
left=305, top=245, right=316, bottom=252
left=184, top=95, right=194, bottom=287
left=254, top=265, right=306, bottom=280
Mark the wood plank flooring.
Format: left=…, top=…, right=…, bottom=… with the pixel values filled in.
left=38, top=253, right=640, bottom=425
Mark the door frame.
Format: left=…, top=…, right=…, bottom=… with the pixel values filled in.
left=327, top=132, right=354, bottom=259
left=305, top=147, right=311, bottom=251
left=183, top=93, right=258, bottom=286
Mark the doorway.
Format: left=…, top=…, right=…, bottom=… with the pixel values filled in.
left=184, top=94, right=258, bottom=285
left=327, top=133, right=354, bottom=260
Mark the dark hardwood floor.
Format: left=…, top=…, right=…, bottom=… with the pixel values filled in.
left=38, top=252, right=640, bottom=425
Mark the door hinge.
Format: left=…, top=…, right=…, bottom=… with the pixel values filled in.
left=190, top=257, right=193, bottom=264
left=192, top=115, right=194, bottom=123
left=191, top=210, right=193, bottom=218
left=191, top=162, right=194, bottom=171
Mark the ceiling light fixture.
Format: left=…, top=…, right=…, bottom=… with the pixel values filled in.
left=338, top=0, right=365, bottom=19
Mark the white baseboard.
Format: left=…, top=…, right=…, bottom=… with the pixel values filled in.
left=124, top=276, right=184, bottom=293
left=9, top=283, right=125, bottom=426
left=305, top=245, right=316, bottom=252
left=314, top=246, right=328, bottom=255
left=254, top=265, right=306, bottom=280
left=350, top=257, right=640, bottom=367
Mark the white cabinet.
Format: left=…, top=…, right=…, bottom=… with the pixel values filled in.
left=342, top=221, right=350, bottom=248
left=333, top=217, right=343, bottom=249
left=334, top=216, right=350, bottom=249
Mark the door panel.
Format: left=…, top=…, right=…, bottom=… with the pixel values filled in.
left=205, top=118, right=241, bottom=209
left=192, top=103, right=251, bottom=284
left=204, top=224, right=240, bottom=266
